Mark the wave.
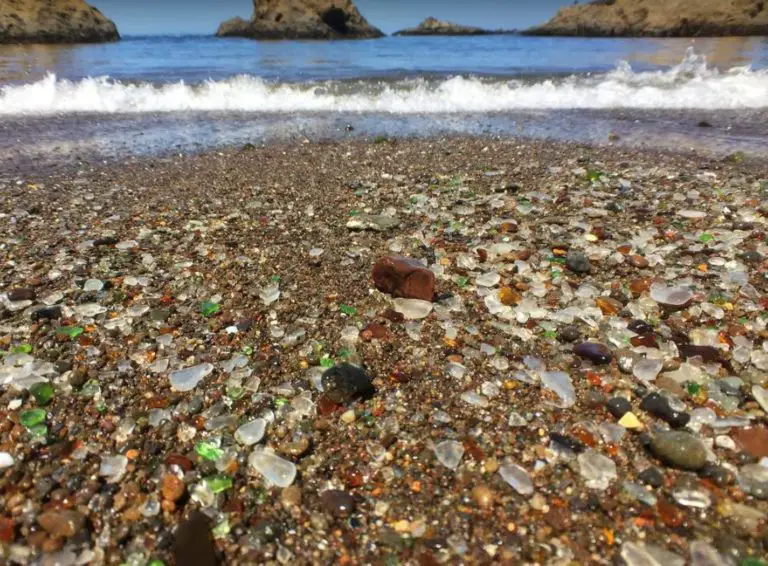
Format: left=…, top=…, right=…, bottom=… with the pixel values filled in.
left=1, top=49, right=766, bottom=116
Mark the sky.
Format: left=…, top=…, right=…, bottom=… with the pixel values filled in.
left=90, top=0, right=574, bottom=36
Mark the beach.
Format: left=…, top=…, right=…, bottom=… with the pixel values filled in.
left=1, top=136, right=767, bottom=564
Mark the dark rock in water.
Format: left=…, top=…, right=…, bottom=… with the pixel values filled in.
left=698, top=120, right=713, bottom=128
left=637, top=467, right=665, bottom=488
left=606, top=397, right=632, bottom=419
left=321, top=363, right=374, bottom=404
left=0, top=0, right=119, bottom=44
left=321, top=489, right=356, bottom=517
left=565, top=251, right=591, bottom=274
left=557, top=325, right=581, bottom=343
left=650, top=431, right=708, bottom=471
left=372, top=256, right=435, bottom=302
left=640, top=393, right=690, bottom=428
left=173, top=511, right=218, bottom=566
left=216, top=0, right=384, bottom=40
left=7, top=288, right=36, bottom=301
left=31, top=306, right=63, bottom=321
left=524, top=0, right=768, bottom=37
left=394, top=17, right=509, bottom=36
left=574, top=342, right=612, bottom=364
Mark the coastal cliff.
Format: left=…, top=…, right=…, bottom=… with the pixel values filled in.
left=0, top=0, right=119, bottom=44
left=217, top=0, right=383, bottom=40
left=526, top=0, right=768, bottom=37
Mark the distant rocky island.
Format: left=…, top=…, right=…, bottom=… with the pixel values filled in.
left=217, top=0, right=383, bottom=40
left=526, top=0, right=768, bottom=37
left=0, top=0, right=119, bottom=44
left=394, top=17, right=513, bottom=36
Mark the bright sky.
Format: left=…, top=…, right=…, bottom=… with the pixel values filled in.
left=90, top=0, right=574, bottom=36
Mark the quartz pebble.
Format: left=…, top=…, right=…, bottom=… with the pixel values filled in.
left=392, top=298, right=433, bottom=319
left=498, top=459, right=534, bottom=495
left=577, top=449, right=617, bottom=490
left=235, top=419, right=267, bottom=446
left=169, top=363, right=214, bottom=392
left=433, top=440, right=464, bottom=470
left=248, top=450, right=297, bottom=487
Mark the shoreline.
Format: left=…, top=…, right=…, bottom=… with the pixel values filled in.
left=1, top=136, right=767, bottom=565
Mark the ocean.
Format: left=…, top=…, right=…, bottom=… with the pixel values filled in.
left=1, top=34, right=767, bottom=171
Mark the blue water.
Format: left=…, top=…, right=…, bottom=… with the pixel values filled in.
left=0, top=35, right=767, bottom=172
left=1, top=34, right=767, bottom=83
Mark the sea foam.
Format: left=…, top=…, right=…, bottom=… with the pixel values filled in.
left=1, top=49, right=766, bottom=116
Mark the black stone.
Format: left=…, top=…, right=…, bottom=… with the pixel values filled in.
left=321, top=490, right=356, bottom=518
left=573, top=342, right=613, bottom=364
left=639, top=393, right=690, bottom=428
left=627, top=319, right=654, bottom=335
left=741, top=250, right=763, bottom=264
left=321, top=363, right=374, bottom=404
left=700, top=464, right=735, bottom=487
left=93, top=236, right=118, bottom=247
left=31, top=306, right=63, bottom=321
left=557, top=325, right=581, bottom=343
left=637, top=467, right=664, bottom=488
left=565, top=251, right=591, bottom=274
left=7, top=288, right=36, bottom=302
left=606, top=397, right=632, bottom=419
left=549, top=432, right=586, bottom=454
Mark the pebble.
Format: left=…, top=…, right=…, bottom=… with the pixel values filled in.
left=0, top=452, right=14, bottom=468
left=281, top=485, right=302, bottom=508
left=627, top=254, right=649, bottom=268
left=173, top=512, right=217, bottom=566
left=433, top=440, right=464, bottom=470
left=169, top=363, right=214, bottom=392
left=650, top=283, right=693, bottom=308
left=471, top=484, right=494, bottom=508
left=574, top=342, right=613, bottom=364
left=638, top=467, right=665, bottom=488
left=7, top=288, right=36, bottom=302
left=392, top=298, right=433, bottom=319
left=640, top=393, right=690, bottom=428
left=498, top=459, right=534, bottom=495
left=565, top=251, right=591, bottom=274
left=320, top=363, right=373, bottom=404
left=650, top=431, right=708, bottom=471
left=37, top=510, right=85, bottom=538
left=320, top=490, right=356, bottom=517
left=372, top=256, right=435, bottom=301
left=577, top=449, right=617, bottom=490
left=618, top=412, right=643, bottom=430
left=731, top=426, right=768, bottom=459
left=235, top=418, right=267, bottom=446
left=161, top=474, right=186, bottom=502
left=606, top=397, right=632, bottom=419
left=248, top=450, right=297, bottom=487
left=557, top=325, right=581, bottom=343
left=633, top=358, right=663, bottom=382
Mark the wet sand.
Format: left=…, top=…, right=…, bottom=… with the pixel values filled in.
left=0, top=137, right=767, bottom=565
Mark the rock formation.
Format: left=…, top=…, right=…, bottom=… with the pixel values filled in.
left=394, top=17, right=508, bottom=36
left=217, top=0, right=383, bottom=40
left=526, top=0, right=768, bottom=37
left=0, top=0, right=119, bottom=44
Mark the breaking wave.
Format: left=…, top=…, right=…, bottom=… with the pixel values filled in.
left=1, top=49, right=766, bottom=115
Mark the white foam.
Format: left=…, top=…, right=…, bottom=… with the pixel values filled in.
left=1, top=49, right=766, bottom=116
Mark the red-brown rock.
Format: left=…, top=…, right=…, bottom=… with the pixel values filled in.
left=372, top=256, right=435, bottom=302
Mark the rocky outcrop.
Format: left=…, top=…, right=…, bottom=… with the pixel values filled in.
left=0, top=0, right=119, bottom=44
left=216, top=0, right=384, bottom=40
left=394, top=17, right=507, bottom=36
left=526, top=0, right=768, bottom=37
